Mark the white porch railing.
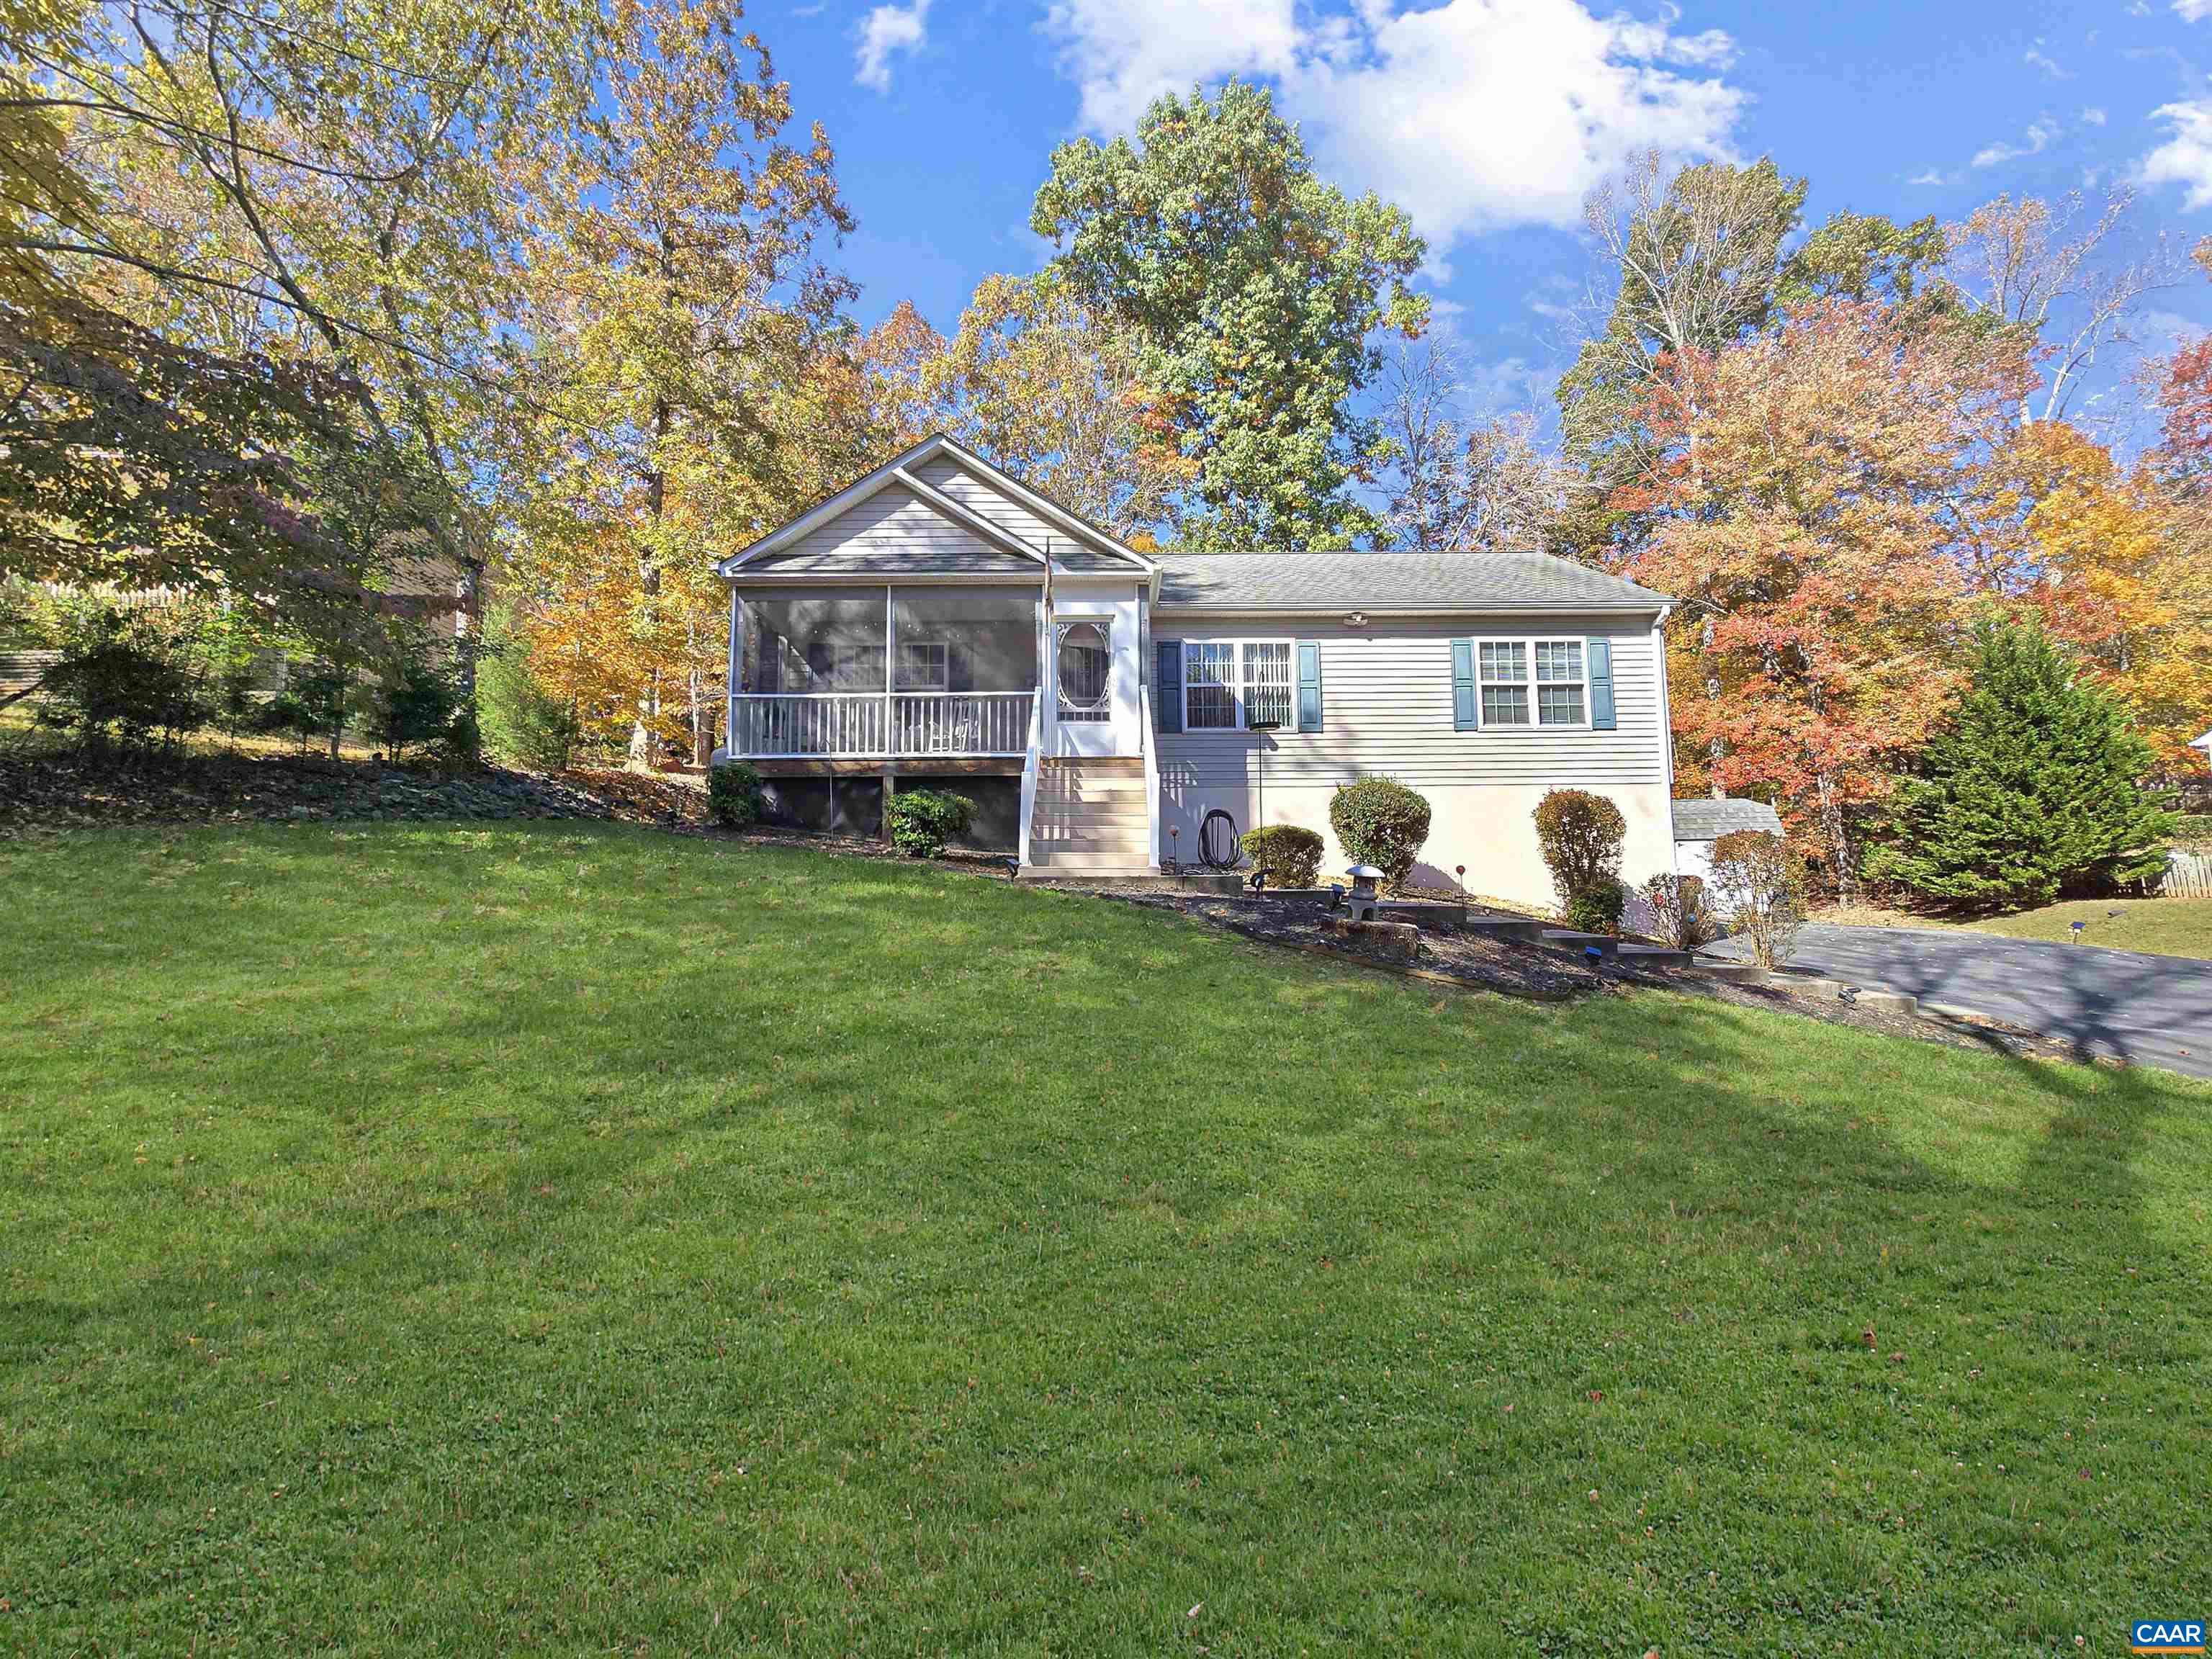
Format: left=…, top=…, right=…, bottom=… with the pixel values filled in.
left=729, top=692, right=1034, bottom=758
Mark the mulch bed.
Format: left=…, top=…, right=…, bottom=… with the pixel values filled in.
left=1094, top=887, right=2087, bottom=1066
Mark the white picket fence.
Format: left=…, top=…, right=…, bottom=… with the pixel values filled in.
left=2162, top=850, right=2212, bottom=899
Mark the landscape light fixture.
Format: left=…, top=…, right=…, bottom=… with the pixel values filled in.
left=1346, top=863, right=1383, bottom=921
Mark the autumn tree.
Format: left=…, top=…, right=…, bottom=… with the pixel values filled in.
left=1031, top=81, right=1426, bottom=549
left=511, top=0, right=855, bottom=765
left=1622, top=300, right=2035, bottom=894
left=0, top=0, right=462, bottom=655
left=925, top=271, right=1190, bottom=543
left=1557, top=152, right=1952, bottom=557
left=1943, top=189, right=2179, bottom=423
left=5, top=0, right=603, bottom=745
left=1377, top=336, right=1566, bottom=551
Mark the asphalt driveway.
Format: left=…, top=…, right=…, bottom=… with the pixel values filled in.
left=1705, top=925, right=2212, bottom=1081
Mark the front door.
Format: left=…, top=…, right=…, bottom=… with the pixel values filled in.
left=1051, top=613, right=1130, bottom=756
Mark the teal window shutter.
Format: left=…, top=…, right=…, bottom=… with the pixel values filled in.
left=1155, top=639, right=1183, bottom=732
left=1587, top=637, right=1617, bottom=730
left=1295, top=640, right=1323, bottom=732
left=1451, top=639, right=1478, bottom=731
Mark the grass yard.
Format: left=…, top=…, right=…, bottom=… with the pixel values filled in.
left=1961, top=895, right=2212, bottom=959
left=4, top=822, right=2210, bottom=1654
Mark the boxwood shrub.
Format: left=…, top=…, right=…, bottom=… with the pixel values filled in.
left=886, top=788, right=974, bottom=858
left=709, top=761, right=764, bottom=828
left=1240, top=824, right=1323, bottom=889
left=1328, top=776, right=1431, bottom=889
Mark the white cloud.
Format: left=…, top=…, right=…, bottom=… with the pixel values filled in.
left=2023, top=43, right=2070, bottom=80
left=1972, top=115, right=2062, bottom=168
left=2175, top=0, right=2211, bottom=21
left=2080, top=106, right=2108, bottom=125
left=1907, top=166, right=1951, bottom=186
left=1041, top=0, right=1748, bottom=248
left=2139, top=99, right=2212, bottom=208
left=1462, top=354, right=1559, bottom=410
left=853, top=0, right=930, bottom=92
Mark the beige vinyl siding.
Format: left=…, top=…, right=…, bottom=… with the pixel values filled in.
left=747, top=485, right=1038, bottom=575
left=912, top=457, right=1134, bottom=572
left=1153, top=613, right=1666, bottom=790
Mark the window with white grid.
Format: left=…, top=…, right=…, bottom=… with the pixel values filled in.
left=1478, top=640, right=1529, bottom=727
left=1534, top=640, right=1586, bottom=727
left=1241, top=642, right=1292, bottom=728
left=1184, top=641, right=1238, bottom=729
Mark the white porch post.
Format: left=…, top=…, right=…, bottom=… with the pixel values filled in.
left=725, top=590, right=741, bottom=758
left=884, top=583, right=895, bottom=758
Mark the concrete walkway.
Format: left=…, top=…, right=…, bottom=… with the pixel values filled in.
left=1704, top=925, right=2212, bottom=1081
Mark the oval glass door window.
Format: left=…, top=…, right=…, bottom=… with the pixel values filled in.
left=1057, top=620, right=1111, bottom=721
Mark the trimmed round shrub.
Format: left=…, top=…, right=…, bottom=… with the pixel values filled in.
left=1328, top=775, right=1431, bottom=889
left=1533, top=788, right=1627, bottom=928
left=1565, top=879, right=1627, bottom=935
left=1240, top=823, right=1323, bottom=888
left=709, top=760, right=763, bottom=828
left=886, top=788, right=973, bottom=858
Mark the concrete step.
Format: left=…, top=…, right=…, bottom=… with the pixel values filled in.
left=1617, top=943, right=1693, bottom=968
left=1458, top=917, right=1547, bottom=943
left=1542, top=929, right=1619, bottom=958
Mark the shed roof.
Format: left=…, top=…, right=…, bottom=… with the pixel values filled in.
left=1671, top=798, right=1785, bottom=842
left=1149, top=549, right=1670, bottom=613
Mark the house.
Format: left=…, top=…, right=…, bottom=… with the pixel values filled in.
left=714, top=434, right=1679, bottom=907
left=1671, top=796, right=1785, bottom=887
left=2193, top=729, right=2211, bottom=769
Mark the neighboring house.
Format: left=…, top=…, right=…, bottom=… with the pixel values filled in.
left=1671, top=797, right=1784, bottom=887
left=713, top=434, right=1679, bottom=907
left=2193, top=729, right=2212, bottom=769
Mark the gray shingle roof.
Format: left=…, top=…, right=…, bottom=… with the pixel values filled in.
left=1671, top=798, right=1784, bottom=842
left=1148, top=549, right=1670, bottom=613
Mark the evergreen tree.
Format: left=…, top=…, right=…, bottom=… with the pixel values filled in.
left=1866, top=614, right=2175, bottom=908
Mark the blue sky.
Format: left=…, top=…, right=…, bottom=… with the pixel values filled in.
left=757, top=0, right=2212, bottom=433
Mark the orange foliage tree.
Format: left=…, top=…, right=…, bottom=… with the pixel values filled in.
left=1619, top=300, right=2034, bottom=893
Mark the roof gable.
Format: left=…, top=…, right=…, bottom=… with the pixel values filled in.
left=720, top=434, right=1155, bottom=580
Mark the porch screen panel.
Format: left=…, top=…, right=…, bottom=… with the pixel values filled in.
left=891, top=590, right=1039, bottom=693
left=743, top=590, right=888, bottom=693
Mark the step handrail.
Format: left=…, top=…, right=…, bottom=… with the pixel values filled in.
left=1138, top=680, right=1162, bottom=874
left=1016, top=686, right=1042, bottom=869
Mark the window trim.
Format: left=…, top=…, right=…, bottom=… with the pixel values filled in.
left=894, top=637, right=949, bottom=692
left=1467, top=635, right=1594, bottom=733
left=1180, top=637, right=1295, bottom=732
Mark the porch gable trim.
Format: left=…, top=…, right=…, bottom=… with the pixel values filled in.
left=717, top=432, right=1157, bottom=582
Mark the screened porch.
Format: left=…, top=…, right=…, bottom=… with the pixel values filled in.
left=729, top=586, right=1041, bottom=759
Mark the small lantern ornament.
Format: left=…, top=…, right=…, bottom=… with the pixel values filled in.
left=1345, top=863, right=1384, bottom=921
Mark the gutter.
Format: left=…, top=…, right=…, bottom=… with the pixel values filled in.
left=1148, top=602, right=1675, bottom=619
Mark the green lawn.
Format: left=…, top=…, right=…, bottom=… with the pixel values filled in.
left=1962, top=894, right=2212, bottom=958
left=4, top=823, right=2209, bottom=1654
